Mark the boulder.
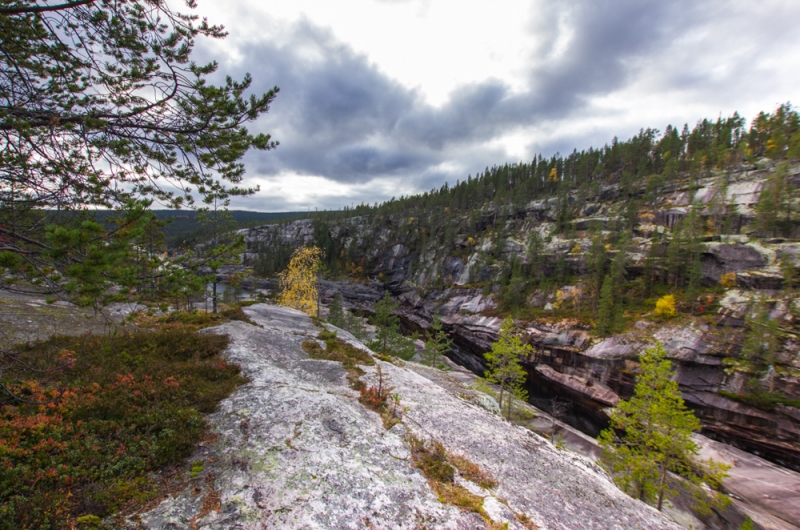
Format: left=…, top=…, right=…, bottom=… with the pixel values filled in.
left=702, top=243, right=769, bottom=283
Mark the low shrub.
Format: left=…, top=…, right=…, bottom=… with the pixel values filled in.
left=302, top=329, right=374, bottom=368
left=653, top=294, right=677, bottom=319
left=0, top=326, right=245, bottom=529
left=219, top=306, right=259, bottom=326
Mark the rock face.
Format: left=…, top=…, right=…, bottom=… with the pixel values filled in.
left=239, top=163, right=800, bottom=473
left=131, top=304, right=678, bottom=530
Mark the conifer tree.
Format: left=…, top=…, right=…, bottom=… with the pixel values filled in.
left=741, top=298, right=781, bottom=371
left=587, top=235, right=609, bottom=311
left=368, top=291, right=416, bottom=360
left=328, top=293, right=346, bottom=328
left=484, top=318, right=532, bottom=418
left=598, top=343, right=729, bottom=512
left=0, top=0, right=278, bottom=304
left=596, top=275, right=615, bottom=336
left=422, top=314, right=452, bottom=368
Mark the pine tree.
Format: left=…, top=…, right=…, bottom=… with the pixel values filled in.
left=484, top=318, right=532, bottom=418
left=598, top=343, right=729, bottom=513
left=596, top=275, right=615, bottom=336
left=587, top=235, right=609, bottom=311
left=328, top=293, right=346, bottom=328
left=0, top=0, right=277, bottom=305
left=741, top=298, right=781, bottom=371
left=666, top=221, right=684, bottom=287
left=422, top=314, right=452, bottom=368
left=368, top=291, right=416, bottom=360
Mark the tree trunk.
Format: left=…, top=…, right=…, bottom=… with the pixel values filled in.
left=212, top=281, right=218, bottom=314
left=657, top=459, right=669, bottom=511
left=497, top=383, right=505, bottom=413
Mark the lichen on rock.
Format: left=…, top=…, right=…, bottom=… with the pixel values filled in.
left=129, top=304, right=678, bottom=529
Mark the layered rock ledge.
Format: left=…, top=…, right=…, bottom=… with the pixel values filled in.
left=129, top=304, right=678, bottom=530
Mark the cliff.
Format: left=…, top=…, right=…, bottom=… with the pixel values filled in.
left=240, top=161, right=800, bottom=472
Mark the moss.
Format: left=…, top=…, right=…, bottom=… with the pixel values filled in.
left=301, top=340, right=324, bottom=356
left=190, top=460, right=205, bottom=478
left=449, top=454, right=497, bottom=489
left=301, top=330, right=374, bottom=368
left=514, top=512, right=539, bottom=530
left=75, top=515, right=103, bottom=528
left=408, top=434, right=497, bottom=521
left=432, top=481, right=486, bottom=515
left=316, top=328, right=337, bottom=341
left=410, top=437, right=455, bottom=483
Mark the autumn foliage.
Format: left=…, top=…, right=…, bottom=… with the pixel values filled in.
left=278, top=246, right=324, bottom=315
left=653, top=294, right=677, bottom=319
left=0, top=326, right=245, bottom=529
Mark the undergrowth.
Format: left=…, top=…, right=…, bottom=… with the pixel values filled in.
left=148, top=306, right=258, bottom=329
left=301, top=329, right=405, bottom=427
left=0, top=325, right=245, bottom=529
left=301, top=328, right=374, bottom=367
left=408, top=435, right=537, bottom=528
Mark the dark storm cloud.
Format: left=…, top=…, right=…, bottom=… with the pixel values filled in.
left=201, top=0, right=797, bottom=203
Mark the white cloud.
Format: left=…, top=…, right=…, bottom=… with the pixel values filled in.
left=187, top=0, right=800, bottom=211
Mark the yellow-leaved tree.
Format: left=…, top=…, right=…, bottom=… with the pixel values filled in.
left=653, top=294, right=677, bottom=319
left=279, top=246, right=324, bottom=316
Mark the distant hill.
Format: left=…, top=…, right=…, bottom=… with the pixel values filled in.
left=149, top=210, right=309, bottom=248
left=86, top=210, right=309, bottom=248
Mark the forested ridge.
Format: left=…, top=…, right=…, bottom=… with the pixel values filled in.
left=319, top=105, right=796, bottom=220
left=254, top=104, right=800, bottom=306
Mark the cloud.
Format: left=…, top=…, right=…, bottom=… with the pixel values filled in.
left=197, top=1, right=800, bottom=211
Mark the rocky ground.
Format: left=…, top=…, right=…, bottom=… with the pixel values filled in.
left=126, top=304, right=679, bottom=530
left=0, top=289, right=142, bottom=344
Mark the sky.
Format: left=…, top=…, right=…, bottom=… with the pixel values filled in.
left=189, top=0, right=800, bottom=212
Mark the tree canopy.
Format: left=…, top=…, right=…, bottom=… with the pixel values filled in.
left=278, top=246, right=323, bottom=316
left=484, top=317, right=531, bottom=419
left=0, top=0, right=278, bottom=301
left=598, top=342, right=729, bottom=513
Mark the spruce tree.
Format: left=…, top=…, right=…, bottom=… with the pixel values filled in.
left=328, top=293, right=346, bottom=328
left=598, top=343, right=729, bottom=513
left=596, top=275, right=615, bottom=336
left=587, top=235, right=609, bottom=311
left=741, top=298, right=781, bottom=371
